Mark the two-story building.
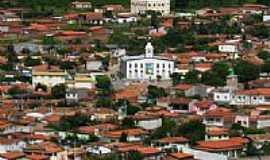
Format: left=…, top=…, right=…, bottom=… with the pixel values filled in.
left=131, top=0, right=170, bottom=16
left=120, top=42, right=175, bottom=81
left=230, top=88, right=270, bottom=106
left=32, top=64, right=67, bottom=88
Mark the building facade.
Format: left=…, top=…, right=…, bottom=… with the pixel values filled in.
left=131, top=0, right=170, bottom=16
left=32, top=71, right=66, bottom=88
left=120, top=42, right=175, bottom=80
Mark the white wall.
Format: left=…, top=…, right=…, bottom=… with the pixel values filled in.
left=131, top=0, right=170, bottom=15
left=32, top=75, right=65, bottom=88
left=218, top=44, right=238, bottom=53
left=263, top=15, right=270, bottom=22
left=125, top=58, right=174, bottom=80
left=136, top=118, right=162, bottom=130
left=213, top=92, right=232, bottom=103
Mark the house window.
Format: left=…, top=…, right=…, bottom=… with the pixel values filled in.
left=163, top=64, right=165, bottom=68
left=157, top=64, right=160, bottom=68
left=141, top=64, right=143, bottom=68
left=135, top=63, right=138, bottom=68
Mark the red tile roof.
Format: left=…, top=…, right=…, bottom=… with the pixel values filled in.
left=29, top=134, right=49, bottom=140
left=204, top=107, right=233, bottom=117
left=60, top=31, right=87, bottom=36
left=237, top=88, right=270, bottom=96
left=169, top=152, right=194, bottom=159
left=206, top=128, right=229, bottom=136
left=194, top=100, right=215, bottom=109
left=77, top=126, right=97, bottom=134
left=136, top=147, right=161, bottom=155
left=174, top=83, right=193, bottom=91
left=81, top=12, right=103, bottom=20
left=0, top=151, right=25, bottom=160
left=103, top=128, right=147, bottom=138
left=26, top=154, right=48, bottom=160
left=195, top=137, right=249, bottom=151
left=158, top=137, right=189, bottom=144
left=44, top=114, right=62, bottom=123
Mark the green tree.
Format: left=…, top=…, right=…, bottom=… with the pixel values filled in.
left=95, top=97, right=113, bottom=108
left=60, top=61, right=76, bottom=70
left=234, top=60, right=260, bottom=82
left=122, top=117, right=135, bottom=129
left=151, top=119, right=177, bottom=139
left=96, top=75, right=112, bottom=90
left=184, top=70, right=200, bottom=84
left=128, top=151, right=143, bottom=160
left=127, top=104, right=141, bottom=115
left=24, top=56, right=42, bottom=66
left=171, top=73, right=182, bottom=86
left=201, top=62, right=230, bottom=86
left=42, top=36, right=58, bottom=45
left=147, top=85, right=167, bottom=99
left=6, top=44, right=18, bottom=64
left=258, top=50, right=270, bottom=61
left=51, top=84, right=66, bottom=99
left=262, top=142, right=270, bottom=155
left=51, top=114, right=92, bottom=131
left=261, top=60, right=270, bottom=73
left=178, top=120, right=205, bottom=144
left=119, top=132, right=128, bottom=142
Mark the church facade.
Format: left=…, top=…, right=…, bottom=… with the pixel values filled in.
left=120, top=42, right=175, bottom=80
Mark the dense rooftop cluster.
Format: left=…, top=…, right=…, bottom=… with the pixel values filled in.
left=0, top=1, right=270, bottom=160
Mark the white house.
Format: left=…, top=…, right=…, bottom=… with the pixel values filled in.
left=32, top=71, right=67, bottom=88
left=72, top=75, right=95, bottom=89
left=230, top=88, right=270, bottom=106
left=0, top=25, right=9, bottom=33
left=71, top=1, right=92, bottom=9
left=203, top=108, right=235, bottom=128
left=131, top=0, right=170, bottom=16
left=133, top=112, right=162, bottom=130
left=0, top=138, right=26, bottom=153
left=218, top=44, right=239, bottom=53
left=120, top=42, right=175, bottom=80
left=263, top=15, right=270, bottom=22
left=213, top=88, right=233, bottom=104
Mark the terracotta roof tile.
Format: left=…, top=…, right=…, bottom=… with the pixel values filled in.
left=26, top=154, right=48, bottom=160
left=103, top=128, right=147, bottom=138
left=169, top=152, right=194, bottom=159
left=195, top=137, right=249, bottom=151
left=0, top=151, right=25, bottom=160
left=158, top=137, right=189, bottom=144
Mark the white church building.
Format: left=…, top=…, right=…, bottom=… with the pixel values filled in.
left=120, top=42, right=175, bottom=81
left=130, top=0, right=170, bottom=16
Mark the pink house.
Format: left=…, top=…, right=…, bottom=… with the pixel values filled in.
left=189, top=100, right=218, bottom=115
